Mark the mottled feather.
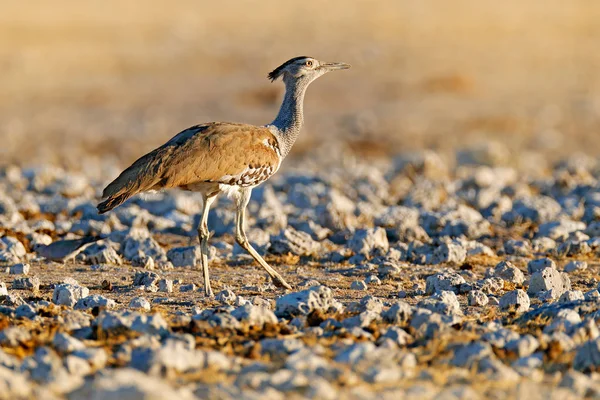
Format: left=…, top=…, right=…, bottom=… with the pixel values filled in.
left=98, top=122, right=281, bottom=213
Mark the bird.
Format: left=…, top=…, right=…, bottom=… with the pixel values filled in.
left=97, top=56, right=350, bottom=297
left=34, top=236, right=101, bottom=263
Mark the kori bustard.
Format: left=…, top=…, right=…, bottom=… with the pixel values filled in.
left=97, top=56, right=350, bottom=296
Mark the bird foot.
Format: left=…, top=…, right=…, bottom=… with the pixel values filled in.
left=204, top=287, right=214, bottom=298
left=271, top=275, right=292, bottom=291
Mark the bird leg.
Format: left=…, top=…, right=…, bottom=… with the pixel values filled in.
left=234, top=188, right=292, bottom=290
left=197, top=194, right=217, bottom=297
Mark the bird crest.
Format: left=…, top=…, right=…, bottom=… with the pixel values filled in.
left=267, top=56, right=311, bottom=82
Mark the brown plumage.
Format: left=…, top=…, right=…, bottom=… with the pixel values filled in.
left=98, top=122, right=281, bottom=213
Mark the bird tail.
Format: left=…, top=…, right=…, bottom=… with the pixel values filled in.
left=97, top=152, right=162, bottom=214
left=97, top=192, right=134, bottom=214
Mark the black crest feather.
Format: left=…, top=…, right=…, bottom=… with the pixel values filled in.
left=267, top=56, right=311, bottom=82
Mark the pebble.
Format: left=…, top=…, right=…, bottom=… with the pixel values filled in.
left=347, top=228, right=389, bottom=258
left=417, top=291, right=463, bottom=316
left=574, top=338, right=600, bottom=372
left=180, top=283, right=196, bottom=292
left=12, top=276, right=40, bottom=291
left=468, top=290, right=489, bottom=307
left=350, top=280, right=368, bottom=291
left=425, top=270, right=466, bottom=295
left=0, top=326, right=31, bottom=347
left=74, top=295, right=116, bottom=310
left=564, top=260, right=587, bottom=273
left=7, top=263, right=29, bottom=275
left=275, top=286, right=341, bottom=318
left=493, top=261, right=525, bottom=285
left=129, top=297, right=151, bottom=312
left=499, top=290, right=530, bottom=313
left=527, top=258, right=556, bottom=274
left=528, top=267, right=571, bottom=298
left=451, top=342, right=493, bottom=368
left=270, top=227, right=320, bottom=256
left=167, top=246, right=201, bottom=267
left=431, top=242, right=467, bottom=265
left=381, top=301, right=414, bottom=324
left=52, top=283, right=90, bottom=307
left=232, top=303, right=277, bottom=327
left=559, top=290, right=585, bottom=302
left=3, top=148, right=600, bottom=397
left=158, top=279, right=173, bottom=293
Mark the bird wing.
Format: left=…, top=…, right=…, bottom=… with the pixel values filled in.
left=98, top=123, right=281, bottom=212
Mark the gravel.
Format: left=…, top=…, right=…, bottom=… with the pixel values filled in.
left=1, top=149, right=599, bottom=398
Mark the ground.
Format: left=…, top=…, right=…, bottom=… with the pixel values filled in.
left=1, top=1, right=600, bottom=399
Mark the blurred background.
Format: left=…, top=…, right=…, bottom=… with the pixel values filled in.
left=1, top=0, right=599, bottom=173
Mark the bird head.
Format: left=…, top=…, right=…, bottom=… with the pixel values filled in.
left=268, top=56, right=350, bottom=84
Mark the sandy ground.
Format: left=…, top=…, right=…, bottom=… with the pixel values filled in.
left=1, top=2, right=600, bottom=399
left=0, top=1, right=599, bottom=170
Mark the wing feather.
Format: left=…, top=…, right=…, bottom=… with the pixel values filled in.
left=97, top=123, right=280, bottom=213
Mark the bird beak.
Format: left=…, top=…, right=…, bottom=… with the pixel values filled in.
left=320, top=62, right=351, bottom=71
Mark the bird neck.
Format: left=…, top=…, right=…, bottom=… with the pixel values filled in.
left=270, top=78, right=310, bottom=157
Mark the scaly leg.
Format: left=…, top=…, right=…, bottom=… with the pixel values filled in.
left=234, top=187, right=292, bottom=290
left=197, top=194, right=217, bottom=297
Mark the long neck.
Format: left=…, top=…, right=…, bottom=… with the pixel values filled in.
left=270, top=78, right=310, bottom=157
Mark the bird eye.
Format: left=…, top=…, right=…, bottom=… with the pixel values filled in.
left=305, top=60, right=313, bottom=67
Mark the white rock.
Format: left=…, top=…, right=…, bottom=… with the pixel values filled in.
left=270, top=227, right=320, bottom=256
left=7, top=263, right=29, bottom=275
left=431, top=242, right=467, bottom=265
left=468, top=290, right=489, bottom=306
left=0, top=237, right=26, bottom=260
left=122, top=228, right=167, bottom=262
left=129, top=297, right=151, bottom=312
left=215, top=289, right=237, bottom=305
left=425, top=270, right=466, bottom=294
left=417, top=291, right=463, bottom=316
left=52, top=332, right=86, bottom=354
left=232, top=303, right=278, bottom=327
left=559, top=290, right=585, bottom=302
left=505, top=335, right=539, bottom=358
left=574, top=338, right=600, bottom=372
left=381, top=301, right=414, bottom=324
left=564, top=260, right=587, bottom=273
left=179, top=284, right=196, bottom=292
left=493, top=261, right=525, bottom=285
left=499, top=290, right=530, bottom=313
left=166, top=246, right=200, bottom=267
left=69, top=367, right=196, bottom=399
left=86, top=244, right=122, bottom=266
left=275, top=286, right=340, bottom=318
left=74, top=295, right=116, bottom=310
left=158, top=279, right=173, bottom=293
left=538, top=219, right=586, bottom=241
left=378, top=326, right=412, bottom=346
left=559, top=370, right=594, bottom=396
left=528, top=268, right=571, bottom=297
left=527, top=258, right=556, bottom=274
left=0, top=326, right=31, bottom=347
left=365, top=275, right=381, bottom=285
left=350, top=280, right=368, bottom=291
left=451, top=342, right=493, bottom=368
left=130, top=314, right=169, bottom=337
left=347, top=228, right=389, bottom=258
left=52, top=284, right=89, bottom=307
left=0, top=365, right=32, bottom=398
